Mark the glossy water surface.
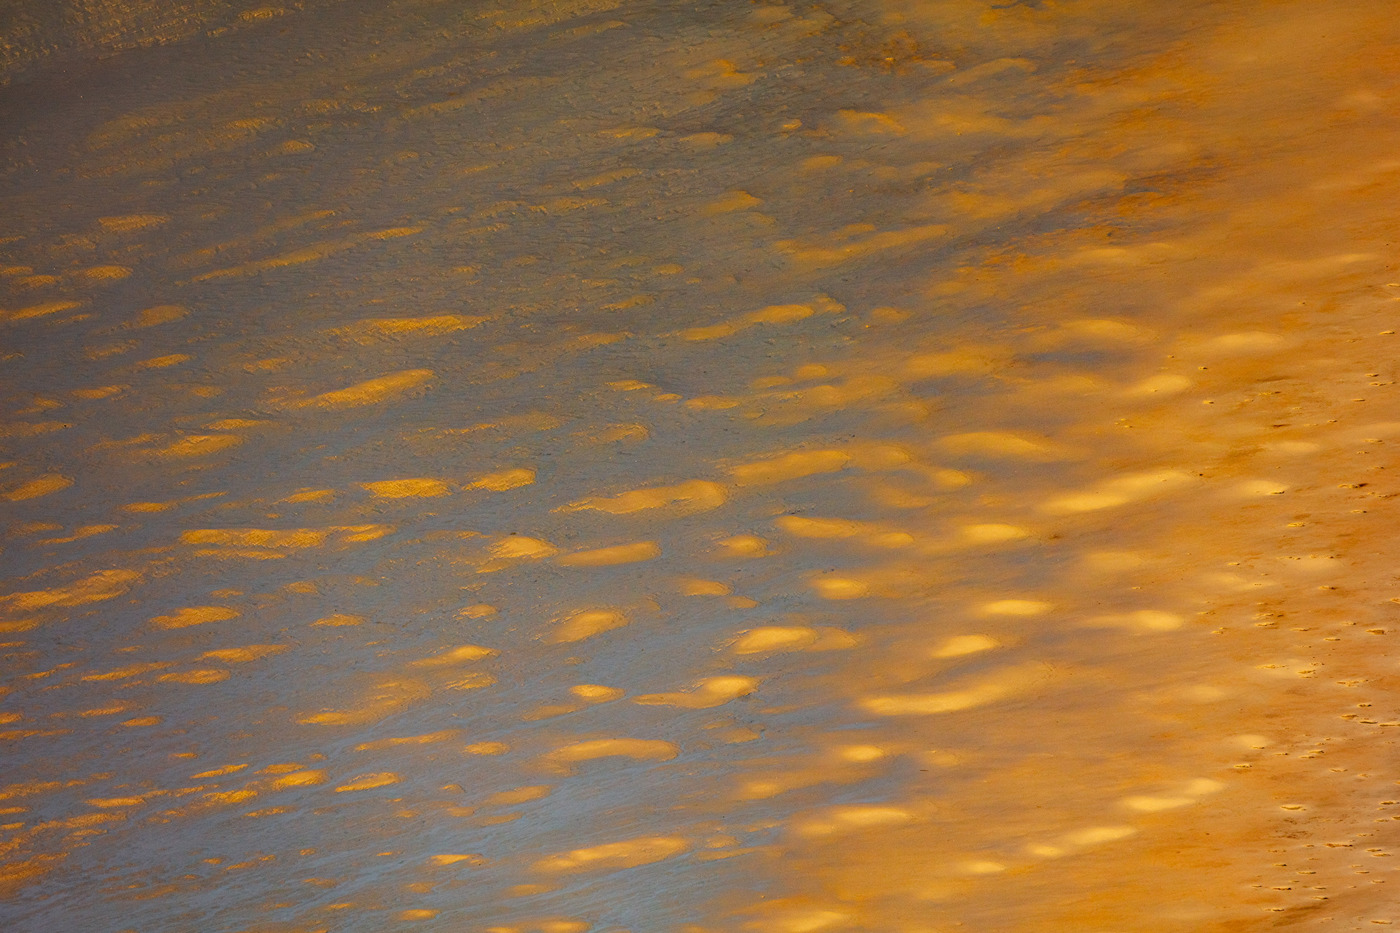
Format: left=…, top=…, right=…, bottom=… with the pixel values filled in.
left=4, top=1, right=1400, bottom=930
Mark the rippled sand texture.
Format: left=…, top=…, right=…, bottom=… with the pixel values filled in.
left=4, top=0, right=1400, bottom=930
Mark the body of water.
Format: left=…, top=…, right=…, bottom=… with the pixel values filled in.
left=3, top=1, right=1400, bottom=930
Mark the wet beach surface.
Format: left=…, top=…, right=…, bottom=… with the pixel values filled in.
left=3, top=1, right=1400, bottom=930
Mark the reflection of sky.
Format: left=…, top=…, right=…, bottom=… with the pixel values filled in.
left=4, top=0, right=1400, bottom=929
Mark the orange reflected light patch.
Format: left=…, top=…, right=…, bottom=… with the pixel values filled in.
left=82, top=662, right=173, bottom=681
left=809, top=576, right=870, bottom=600
left=79, top=265, right=132, bottom=280
left=733, top=626, right=815, bottom=655
left=191, top=764, right=249, bottom=779
left=795, top=804, right=916, bottom=837
left=960, top=523, right=1031, bottom=544
left=860, top=663, right=1051, bottom=716
left=1083, top=610, right=1183, bottom=632
left=361, top=478, right=452, bottom=498
left=296, top=678, right=430, bottom=725
left=556, top=540, right=660, bottom=567
left=775, top=516, right=870, bottom=538
left=701, top=190, right=761, bottom=215
left=428, top=853, right=485, bottom=866
left=2, top=300, right=83, bottom=322
left=729, top=449, right=850, bottom=485
left=85, top=795, right=153, bottom=808
left=562, top=479, right=725, bottom=515
left=533, top=836, right=690, bottom=873
left=902, top=345, right=1010, bottom=379
left=2, top=569, right=141, bottom=613
left=150, top=606, right=239, bottom=629
left=160, top=668, right=231, bottom=684
left=410, top=645, right=497, bottom=666
left=98, top=214, right=168, bottom=232
left=3, top=474, right=72, bottom=501
left=836, top=108, right=906, bottom=134
left=467, top=467, right=536, bottom=491
left=41, top=518, right=119, bottom=540
left=937, top=431, right=1070, bottom=460
left=134, top=353, right=191, bottom=370
left=123, top=501, right=174, bottom=513
left=181, top=525, right=393, bottom=557
left=679, top=304, right=817, bottom=342
left=979, top=599, right=1051, bottom=617
left=833, top=744, right=888, bottom=763
left=1041, top=469, right=1194, bottom=514
left=684, top=395, right=741, bottom=410
left=269, top=770, right=327, bottom=790
left=932, top=634, right=1000, bottom=658
left=151, top=434, right=241, bottom=458
left=464, top=742, right=509, bottom=756
left=121, top=716, right=161, bottom=727
left=335, top=772, right=400, bottom=792
left=133, top=305, right=187, bottom=327
left=199, top=645, right=287, bottom=663
left=633, top=675, right=757, bottom=709
left=778, top=515, right=913, bottom=549
left=1125, top=373, right=1193, bottom=396
left=544, top=738, right=678, bottom=767
left=678, top=578, right=731, bottom=596
left=778, top=223, right=946, bottom=267
left=550, top=609, right=629, bottom=644
left=716, top=534, right=772, bottom=557
left=480, top=536, right=559, bottom=569
left=284, top=369, right=435, bottom=409
left=446, top=672, right=497, bottom=691
left=75, top=701, right=135, bottom=717
left=570, top=684, right=623, bottom=702
left=334, top=314, right=485, bottom=340
left=312, top=613, right=364, bottom=627
left=282, top=488, right=334, bottom=503
left=71, top=385, right=127, bottom=399
left=354, top=730, right=459, bottom=751
left=204, top=419, right=265, bottom=430
left=485, top=785, right=551, bottom=806
left=193, top=236, right=360, bottom=281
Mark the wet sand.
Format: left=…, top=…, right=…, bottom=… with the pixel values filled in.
left=3, top=1, right=1400, bottom=930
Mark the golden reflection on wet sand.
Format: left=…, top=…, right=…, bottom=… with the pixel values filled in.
left=3, top=0, right=1400, bottom=930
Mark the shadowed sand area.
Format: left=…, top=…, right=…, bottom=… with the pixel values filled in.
left=3, top=1, right=1400, bottom=930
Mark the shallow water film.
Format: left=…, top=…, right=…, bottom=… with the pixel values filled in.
left=4, top=1, right=1400, bottom=930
